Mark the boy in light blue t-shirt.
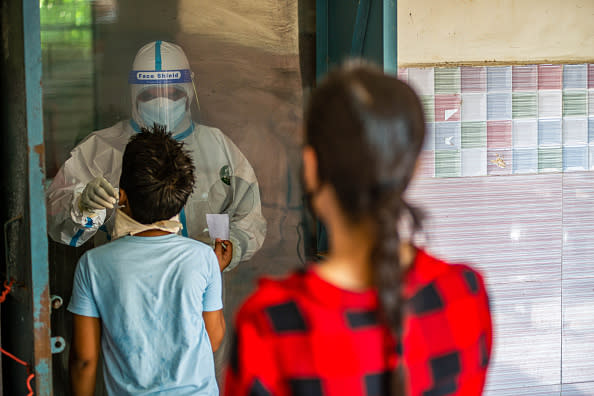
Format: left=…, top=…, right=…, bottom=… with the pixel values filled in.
left=68, top=125, right=230, bottom=395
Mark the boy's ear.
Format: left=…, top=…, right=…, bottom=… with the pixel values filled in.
left=119, top=188, right=128, bottom=206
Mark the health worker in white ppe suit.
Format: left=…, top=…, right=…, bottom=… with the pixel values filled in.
left=46, top=40, right=266, bottom=271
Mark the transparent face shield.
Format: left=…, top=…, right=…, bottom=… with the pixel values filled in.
left=129, top=68, right=201, bottom=133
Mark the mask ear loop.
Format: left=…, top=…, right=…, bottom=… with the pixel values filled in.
left=191, top=72, right=201, bottom=113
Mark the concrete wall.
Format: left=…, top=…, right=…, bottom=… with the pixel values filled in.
left=398, top=0, right=594, bottom=66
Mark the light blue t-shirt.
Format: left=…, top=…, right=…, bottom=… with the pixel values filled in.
left=68, top=234, right=222, bottom=395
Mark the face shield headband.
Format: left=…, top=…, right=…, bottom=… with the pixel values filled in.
left=129, top=69, right=201, bottom=133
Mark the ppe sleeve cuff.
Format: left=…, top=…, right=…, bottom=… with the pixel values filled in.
left=70, top=193, right=106, bottom=230
left=223, top=235, right=243, bottom=272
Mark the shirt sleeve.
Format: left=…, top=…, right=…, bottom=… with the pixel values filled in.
left=67, top=253, right=100, bottom=318
left=404, top=265, right=493, bottom=396
left=224, top=309, right=283, bottom=396
left=202, top=250, right=223, bottom=312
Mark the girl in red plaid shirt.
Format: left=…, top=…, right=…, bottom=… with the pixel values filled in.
left=225, top=64, right=493, bottom=396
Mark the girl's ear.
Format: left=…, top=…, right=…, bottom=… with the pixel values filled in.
left=302, top=145, right=319, bottom=193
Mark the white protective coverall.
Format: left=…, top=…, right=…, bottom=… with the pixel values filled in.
left=46, top=41, right=266, bottom=271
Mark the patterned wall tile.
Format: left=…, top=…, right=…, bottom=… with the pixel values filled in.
left=563, top=382, right=594, bottom=396
left=398, top=68, right=408, bottom=83
left=538, top=90, right=562, bottom=118
left=485, top=280, right=561, bottom=390
left=538, top=64, right=563, bottom=90
left=487, top=93, right=512, bottom=120
left=538, top=119, right=562, bottom=146
left=462, top=121, right=487, bottom=148
left=562, top=278, right=594, bottom=384
left=563, top=146, right=588, bottom=171
left=417, top=150, right=435, bottom=178
left=538, top=147, right=562, bottom=172
left=435, top=94, right=461, bottom=122
left=563, top=118, right=588, bottom=145
left=487, top=120, right=512, bottom=149
left=513, top=148, right=538, bottom=174
left=435, top=67, right=461, bottom=94
left=402, top=64, right=594, bottom=178
left=485, top=385, right=561, bottom=396
left=487, top=149, right=512, bottom=175
left=423, top=122, right=435, bottom=151
left=563, top=91, right=588, bottom=117
left=512, top=65, right=537, bottom=91
left=435, top=67, right=460, bottom=94
left=512, top=92, right=538, bottom=119
left=461, top=66, right=487, bottom=92
left=562, top=173, right=594, bottom=278
left=407, top=173, right=562, bottom=283
left=435, top=122, right=461, bottom=150
left=487, top=66, right=512, bottom=91
left=461, top=148, right=487, bottom=177
left=563, top=64, right=588, bottom=89
left=408, top=67, right=434, bottom=96
left=435, top=149, right=461, bottom=177
left=513, top=119, right=538, bottom=147
left=420, top=95, right=435, bottom=123
left=461, top=92, right=487, bottom=121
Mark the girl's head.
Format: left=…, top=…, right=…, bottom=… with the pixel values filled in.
left=303, top=62, right=425, bottom=354
left=304, top=64, right=425, bottom=222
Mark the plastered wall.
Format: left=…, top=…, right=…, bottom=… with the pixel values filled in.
left=398, top=0, right=594, bottom=67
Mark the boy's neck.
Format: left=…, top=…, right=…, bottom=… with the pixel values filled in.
left=133, top=229, right=173, bottom=237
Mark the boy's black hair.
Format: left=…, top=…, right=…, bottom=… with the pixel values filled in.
left=119, top=124, right=195, bottom=224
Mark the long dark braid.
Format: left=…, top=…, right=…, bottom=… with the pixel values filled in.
left=305, top=64, right=426, bottom=395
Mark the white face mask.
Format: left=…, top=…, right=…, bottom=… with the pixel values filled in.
left=113, top=209, right=182, bottom=240
left=138, top=97, right=187, bottom=132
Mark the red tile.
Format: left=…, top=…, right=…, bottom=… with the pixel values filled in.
left=513, top=65, right=537, bottom=91
left=487, top=120, right=512, bottom=149
left=434, top=94, right=461, bottom=122
left=538, top=64, right=562, bottom=90
left=461, top=66, right=486, bottom=92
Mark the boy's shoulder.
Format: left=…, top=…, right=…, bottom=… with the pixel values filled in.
left=86, top=234, right=214, bottom=258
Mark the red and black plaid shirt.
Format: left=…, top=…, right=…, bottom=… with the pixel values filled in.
left=224, top=250, right=492, bottom=396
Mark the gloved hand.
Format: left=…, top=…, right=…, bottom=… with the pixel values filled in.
left=78, top=176, right=118, bottom=212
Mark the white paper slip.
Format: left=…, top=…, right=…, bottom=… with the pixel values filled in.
left=206, top=214, right=229, bottom=240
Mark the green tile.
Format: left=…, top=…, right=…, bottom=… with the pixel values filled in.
left=420, top=95, right=435, bottom=123
left=563, top=91, right=587, bottom=117
left=435, top=149, right=461, bottom=177
left=461, top=122, right=487, bottom=149
left=435, top=67, right=460, bottom=94
left=538, top=147, right=562, bottom=171
left=512, top=92, right=538, bottom=119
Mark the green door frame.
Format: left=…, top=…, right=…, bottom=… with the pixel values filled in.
left=314, top=0, right=398, bottom=254
left=316, top=0, right=398, bottom=80
left=23, top=0, right=53, bottom=391
left=1, top=0, right=52, bottom=394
